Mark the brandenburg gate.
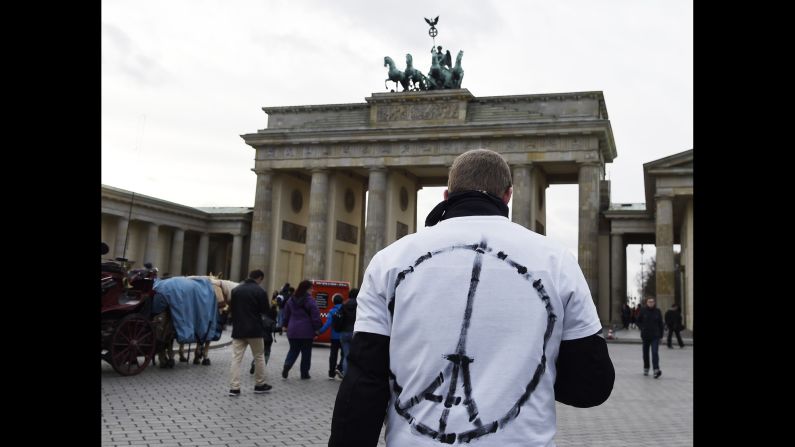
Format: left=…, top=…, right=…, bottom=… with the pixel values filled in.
left=241, top=89, right=617, bottom=306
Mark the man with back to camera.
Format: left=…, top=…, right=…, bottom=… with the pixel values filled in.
left=664, top=303, right=685, bottom=349
left=227, top=269, right=273, bottom=396
left=328, top=148, right=615, bottom=446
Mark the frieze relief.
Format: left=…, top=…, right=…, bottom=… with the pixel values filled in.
left=377, top=105, right=409, bottom=122
left=376, top=102, right=459, bottom=123
left=302, top=146, right=329, bottom=157
left=420, top=142, right=437, bottom=154
left=477, top=137, right=589, bottom=153
left=259, top=135, right=590, bottom=161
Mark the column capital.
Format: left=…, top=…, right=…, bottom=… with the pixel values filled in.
left=310, top=168, right=329, bottom=174
left=655, top=192, right=674, bottom=200
left=252, top=167, right=273, bottom=175
left=579, top=161, right=602, bottom=168
left=367, top=165, right=387, bottom=172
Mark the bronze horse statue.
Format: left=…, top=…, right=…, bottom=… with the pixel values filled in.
left=404, top=54, right=427, bottom=91
left=384, top=56, right=409, bottom=92
left=383, top=49, right=464, bottom=91
left=427, top=48, right=451, bottom=90
left=450, top=50, right=464, bottom=89
left=427, top=48, right=464, bottom=90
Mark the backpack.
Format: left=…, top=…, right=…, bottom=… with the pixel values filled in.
left=331, top=308, right=345, bottom=332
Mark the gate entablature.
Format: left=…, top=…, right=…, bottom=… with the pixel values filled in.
left=242, top=90, right=616, bottom=175
left=241, top=89, right=617, bottom=320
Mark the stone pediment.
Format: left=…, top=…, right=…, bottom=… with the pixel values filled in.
left=644, top=149, right=693, bottom=173
left=642, top=149, right=694, bottom=207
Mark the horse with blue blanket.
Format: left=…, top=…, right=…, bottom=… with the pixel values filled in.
left=151, top=276, right=236, bottom=368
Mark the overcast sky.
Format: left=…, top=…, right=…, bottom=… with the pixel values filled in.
left=101, top=0, right=692, bottom=299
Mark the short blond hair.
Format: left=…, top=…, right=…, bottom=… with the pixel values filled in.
left=448, top=149, right=512, bottom=197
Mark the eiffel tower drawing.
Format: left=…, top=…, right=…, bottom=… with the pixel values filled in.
left=389, top=240, right=557, bottom=444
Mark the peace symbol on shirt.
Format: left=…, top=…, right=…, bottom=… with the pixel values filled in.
left=388, top=239, right=558, bottom=444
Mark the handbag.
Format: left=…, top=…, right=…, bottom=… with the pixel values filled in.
left=261, top=314, right=276, bottom=342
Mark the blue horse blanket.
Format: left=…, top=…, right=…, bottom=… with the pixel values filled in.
left=153, top=277, right=221, bottom=344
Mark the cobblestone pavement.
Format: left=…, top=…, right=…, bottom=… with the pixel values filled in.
left=102, top=336, right=692, bottom=446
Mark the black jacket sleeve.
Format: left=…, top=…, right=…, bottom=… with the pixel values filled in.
left=554, top=332, right=615, bottom=408
left=329, top=332, right=390, bottom=447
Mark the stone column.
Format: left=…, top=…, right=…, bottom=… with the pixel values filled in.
left=358, top=186, right=367, bottom=286
left=248, top=169, right=273, bottom=289
left=196, top=232, right=209, bottom=276
left=114, top=217, right=130, bottom=259
left=169, top=228, right=185, bottom=276
left=144, top=222, right=159, bottom=265
left=511, top=164, right=536, bottom=231
left=363, top=167, right=387, bottom=271
left=230, top=234, right=243, bottom=282
left=655, top=193, right=675, bottom=312
left=304, top=169, right=330, bottom=280
left=610, top=233, right=626, bottom=324
left=578, top=162, right=601, bottom=304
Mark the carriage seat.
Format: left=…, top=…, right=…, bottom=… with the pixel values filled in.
left=101, top=262, right=126, bottom=275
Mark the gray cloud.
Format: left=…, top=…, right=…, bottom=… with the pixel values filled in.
left=102, top=22, right=171, bottom=86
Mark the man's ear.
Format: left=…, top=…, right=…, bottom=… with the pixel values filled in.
left=443, top=189, right=449, bottom=200
left=502, top=186, right=513, bottom=204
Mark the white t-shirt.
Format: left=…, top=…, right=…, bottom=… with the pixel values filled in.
left=355, top=215, right=602, bottom=447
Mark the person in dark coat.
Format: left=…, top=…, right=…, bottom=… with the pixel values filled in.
left=665, top=303, right=685, bottom=348
left=281, top=279, right=322, bottom=379
left=637, top=296, right=664, bottom=378
left=336, top=288, right=358, bottom=378
left=621, top=303, right=631, bottom=330
left=227, top=270, right=272, bottom=396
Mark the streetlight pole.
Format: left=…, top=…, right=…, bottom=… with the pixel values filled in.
left=640, top=244, right=645, bottom=300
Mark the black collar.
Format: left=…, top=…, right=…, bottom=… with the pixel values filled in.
left=424, top=190, right=509, bottom=227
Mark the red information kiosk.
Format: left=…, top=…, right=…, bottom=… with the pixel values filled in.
left=311, top=279, right=350, bottom=344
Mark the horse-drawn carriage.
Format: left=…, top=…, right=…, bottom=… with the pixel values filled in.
left=101, top=255, right=158, bottom=376
left=101, top=242, right=234, bottom=375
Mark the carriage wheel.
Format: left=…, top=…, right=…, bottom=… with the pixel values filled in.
left=110, top=313, right=155, bottom=376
